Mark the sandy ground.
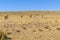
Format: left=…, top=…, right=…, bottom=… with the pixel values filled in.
left=0, top=11, right=60, bottom=40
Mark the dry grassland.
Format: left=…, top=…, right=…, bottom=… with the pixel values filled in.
left=0, top=11, right=60, bottom=40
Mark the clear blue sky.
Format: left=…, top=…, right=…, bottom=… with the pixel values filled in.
left=0, top=0, right=60, bottom=11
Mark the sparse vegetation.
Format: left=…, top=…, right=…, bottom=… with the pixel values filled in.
left=0, top=11, right=60, bottom=40
left=0, top=30, right=11, bottom=40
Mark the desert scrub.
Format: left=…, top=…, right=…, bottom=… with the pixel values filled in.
left=0, top=30, right=11, bottom=40
left=0, top=30, right=5, bottom=40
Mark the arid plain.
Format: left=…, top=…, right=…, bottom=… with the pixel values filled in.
left=0, top=11, right=60, bottom=40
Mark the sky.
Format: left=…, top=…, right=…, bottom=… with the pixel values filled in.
left=0, top=0, right=60, bottom=11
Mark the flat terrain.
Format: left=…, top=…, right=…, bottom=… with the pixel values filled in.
left=0, top=11, right=60, bottom=40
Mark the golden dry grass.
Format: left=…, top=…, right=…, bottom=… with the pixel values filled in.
left=0, top=11, right=60, bottom=40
